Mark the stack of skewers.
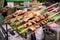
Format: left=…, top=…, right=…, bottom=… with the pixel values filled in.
left=4, top=3, right=60, bottom=34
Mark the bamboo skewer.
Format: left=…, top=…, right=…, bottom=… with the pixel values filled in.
left=36, top=3, right=58, bottom=14
left=19, top=25, right=36, bottom=34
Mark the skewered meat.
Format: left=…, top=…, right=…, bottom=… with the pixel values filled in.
left=10, top=18, right=17, bottom=23
left=29, top=26, right=36, bottom=31
left=17, top=14, right=50, bottom=29
left=4, top=20, right=10, bottom=24
left=32, top=16, right=41, bottom=21
left=5, top=15, right=13, bottom=20
left=25, top=14, right=49, bottom=26
left=19, top=18, right=54, bottom=33
left=4, top=9, right=45, bottom=24
left=4, top=9, right=28, bottom=23
left=23, top=11, right=40, bottom=22
left=25, top=16, right=41, bottom=26
left=33, top=24, right=40, bottom=28
left=13, top=9, right=27, bottom=16
left=23, top=11, right=35, bottom=22
left=16, top=16, right=23, bottom=20
left=43, top=14, right=49, bottom=18
left=4, top=3, right=59, bottom=34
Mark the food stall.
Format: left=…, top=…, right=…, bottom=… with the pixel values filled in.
left=0, top=1, right=60, bottom=40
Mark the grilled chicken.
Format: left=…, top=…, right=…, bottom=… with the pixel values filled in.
left=22, top=11, right=41, bottom=22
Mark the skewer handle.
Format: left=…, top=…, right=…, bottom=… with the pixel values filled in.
left=38, top=3, right=58, bottom=13
left=19, top=28, right=29, bottom=34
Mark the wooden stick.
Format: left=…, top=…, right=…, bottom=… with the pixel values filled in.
left=19, top=25, right=36, bottom=34
left=19, top=28, right=29, bottom=34
left=37, top=3, right=58, bottom=13
left=50, top=7, right=59, bottom=12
